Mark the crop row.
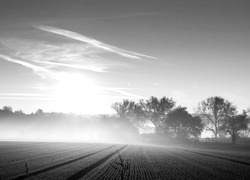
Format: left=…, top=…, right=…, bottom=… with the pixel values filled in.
left=0, top=143, right=113, bottom=179
left=25, top=144, right=127, bottom=180
left=166, top=146, right=250, bottom=179
left=1, top=142, right=250, bottom=180
left=179, top=147, right=250, bottom=165
left=0, top=142, right=96, bottom=164
left=81, top=145, right=250, bottom=180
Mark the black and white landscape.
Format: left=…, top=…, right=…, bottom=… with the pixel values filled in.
left=0, top=0, right=250, bottom=179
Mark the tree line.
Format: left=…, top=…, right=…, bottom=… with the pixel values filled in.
left=112, top=96, right=250, bottom=144
left=1, top=96, right=249, bottom=144
left=0, top=106, right=139, bottom=142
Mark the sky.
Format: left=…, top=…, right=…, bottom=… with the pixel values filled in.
left=0, top=0, right=250, bottom=114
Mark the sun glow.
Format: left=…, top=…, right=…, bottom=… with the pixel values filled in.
left=55, top=74, right=102, bottom=114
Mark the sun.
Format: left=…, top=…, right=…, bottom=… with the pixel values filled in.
left=55, top=73, right=101, bottom=114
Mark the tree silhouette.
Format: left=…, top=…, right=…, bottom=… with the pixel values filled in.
left=196, top=96, right=237, bottom=140
left=220, top=111, right=249, bottom=144
left=112, top=97, right=176, bottom=134
left=35, top=109, right=44, bottom=115
left=112, top=99, right=145, bottom=127
left=139, top=96, right=176, bottom=134
left=165, top=107, right=203, bottom=139
left=2, top=106, right=13, bottom=113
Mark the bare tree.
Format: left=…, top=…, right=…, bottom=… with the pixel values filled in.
left=196, top=96, right=237, bottom=140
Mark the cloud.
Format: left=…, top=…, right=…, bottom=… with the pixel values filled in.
left=0, top=96, right=55, bottom=100
left=0, top=54, right=49, bottom=78
left=191, top=85, right=200, bottom=89
left=0, top=24, right=158, bottom=79
left=35, top=60, right=107, bottom=73
left=0, top=93, right=57, bottom=100
left=0, top=38, right=110, bottom=74
left=109, top=88, right=146, bottom=99
left=0, top=26, right=155, bottom=106
left=36, top=25, right=157, bottom=60
left=153, top=83, right=161, bottom=86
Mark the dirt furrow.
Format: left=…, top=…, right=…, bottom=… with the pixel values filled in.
left=182, top=149, right=250, bottom=166
left=12, top=145, right=116, bottom=180
left=0, top=144, right=95, bottom=165
left=66, top=145, right=128, bottom=180
left=169, top=147, right=250, bottom=179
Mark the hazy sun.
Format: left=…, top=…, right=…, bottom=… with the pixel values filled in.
left=55, top=74, right=101, bottom=114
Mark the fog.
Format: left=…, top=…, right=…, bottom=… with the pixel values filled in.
left=1, top=107, right=249, bottom=146
left=0, top=110, right=142, bottom=144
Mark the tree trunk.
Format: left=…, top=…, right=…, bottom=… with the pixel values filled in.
left=155, top=126, right=160, bottom=134
left=214, top=128, right=218, bottom=141
left=215, top=133, right=218, bottom=140
left=232, top=135, right=236, bottom=144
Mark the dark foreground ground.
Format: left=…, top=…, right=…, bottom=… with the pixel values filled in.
left=1, top=141, right=250, bottom=180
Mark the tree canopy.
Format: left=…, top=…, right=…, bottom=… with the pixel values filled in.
left=165, top=107, right=203, bottom=139
left=220, top=111, right=249, bottom=144
left=139, top=96, right=176, bottom=134
left=112, top=99, right=145, bottom=127
left=112, top=97, right=204, bottom=140
left=196, top=96, right=237, bottom=139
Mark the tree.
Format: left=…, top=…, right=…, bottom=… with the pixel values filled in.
left=112, top=97, right=176, bottom=134
left=247, top=108, right=250, bottom=116
left=220, top=111, right=249, bottom=144
left=165, top=107, right=203, bottom=139
left=35, top=109, right=44, bottom=115
left=2, top=106, right=13, bottom=113
left=14, top=110, right=24, bottom=115
left=139, top=96, right=176, bottom=134
left=112, top=100, right=145, bottom=126
left=196, top=96, right=237, bottom=140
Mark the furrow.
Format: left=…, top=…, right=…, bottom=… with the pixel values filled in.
left=66, top=145, right=128, bottom=180
left=0, top=144, right=95, bottom=165
left=183, top=149, right=250, bottom=166
left=12, top=145, right=116, bottom=180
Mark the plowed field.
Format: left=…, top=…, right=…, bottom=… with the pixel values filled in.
left=1, top=141, right=250, bottom=180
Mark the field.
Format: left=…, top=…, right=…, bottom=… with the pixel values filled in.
left=1, top=141, right=250, bottom=180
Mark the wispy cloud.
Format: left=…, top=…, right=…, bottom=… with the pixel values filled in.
left=0, top=25, right=158, bottom=78
left=0, top=97, right=56, bottom=100
left=0, top=87, right=145, bottom=102
left=0, top=93, right=57, bottom=100
left=0, top=25, right=156, bottom=103
left=0, top=54, right=49, bottom=78
left=35, top=59, right=107, bottom=73
left=153, top=83, right=161, bottom=86
left=36, top=25, right=157, bottom=60
left=191, top=85, right=200, bottom=89
left=108, top=88, right=146, bottom=99
left=0, top=38, right=109, bottom=74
